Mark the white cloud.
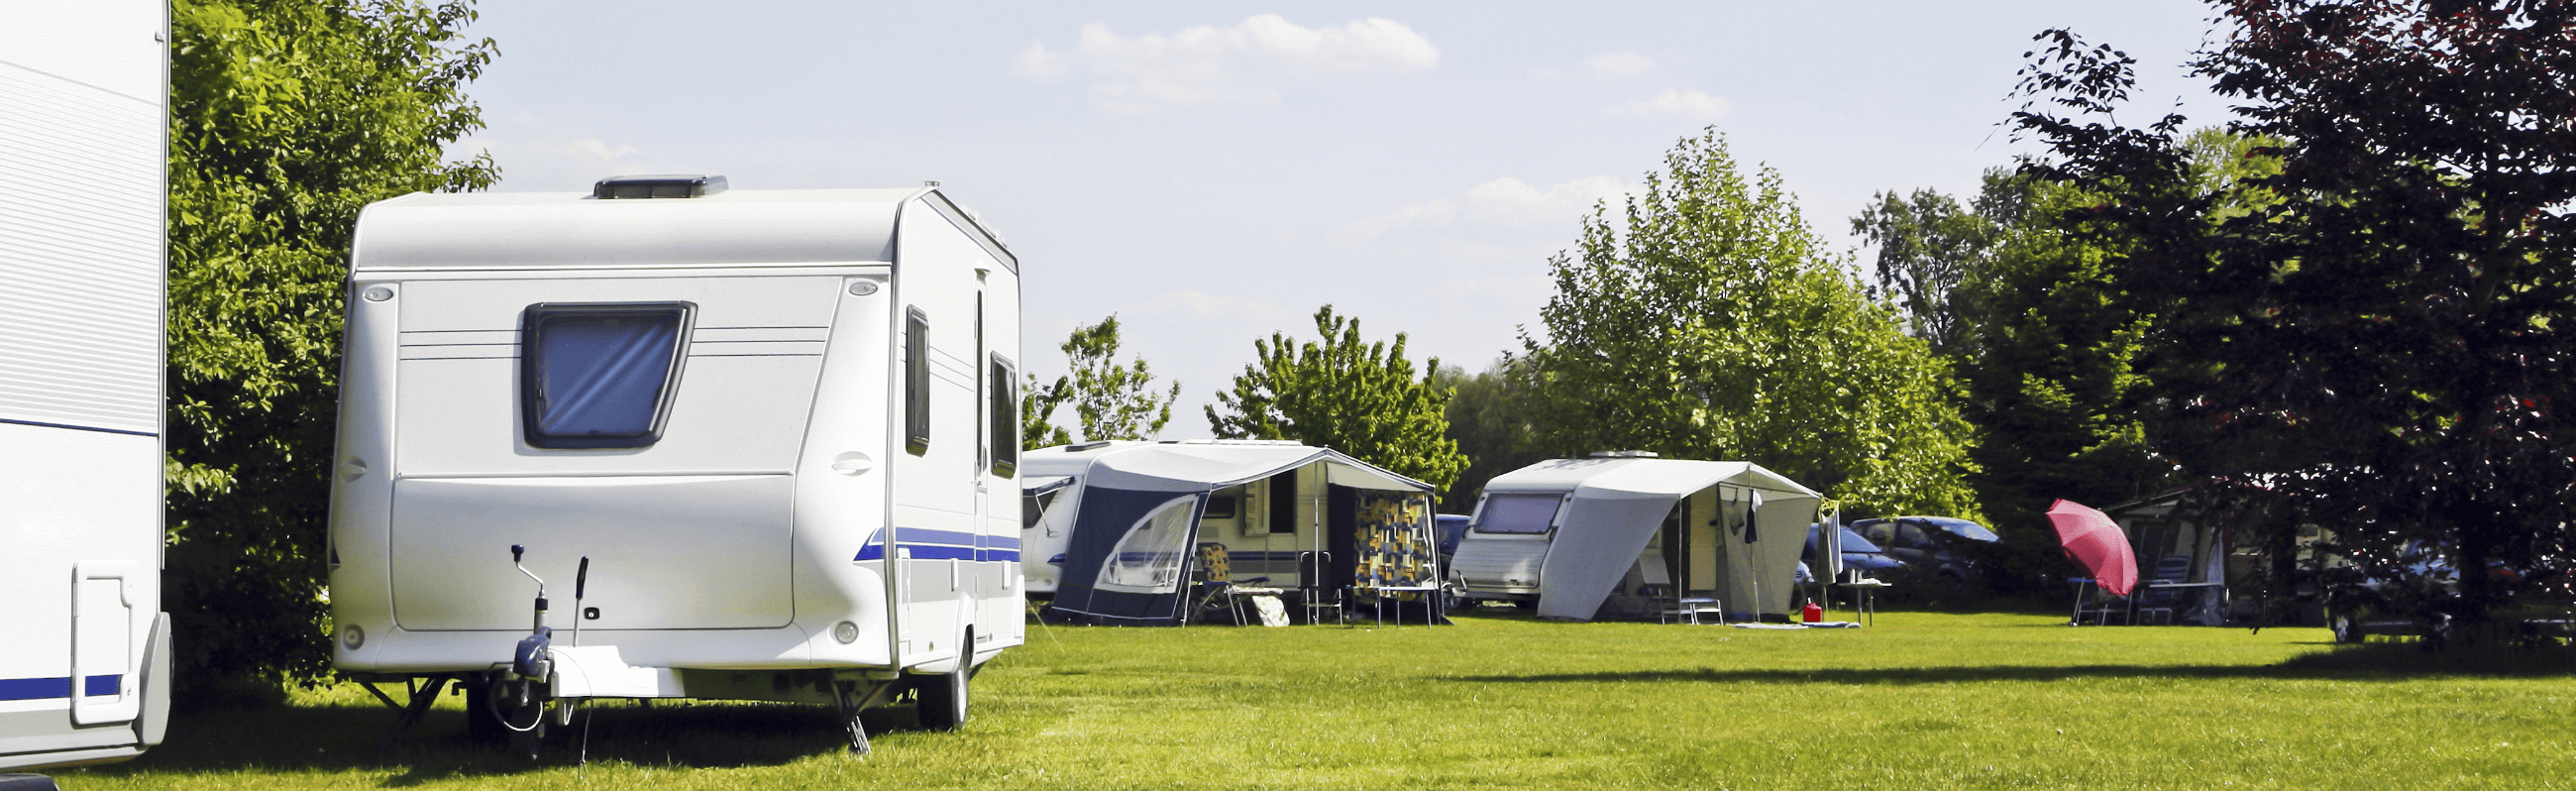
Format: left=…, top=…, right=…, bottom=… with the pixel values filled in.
left=1465, top=175, right=1629, bottom=214
left=1137, top=289, right=1295, bottom=323
left=1013, top=15, right=1440, bottom=114
left=1606, top=88, right=1732, bottom=122
left=1583, top=52, right=1652, bottom=79
left=1345, top=175, right=1632, bottom=241
left=571, top=138, right=642, bottom=161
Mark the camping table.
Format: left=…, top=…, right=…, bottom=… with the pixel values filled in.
left=2128, top=581, right=2223, bottom=625
left=1357, top=584, right=1444, bottom=627
left=1835, top=579, right=1890, bottom=626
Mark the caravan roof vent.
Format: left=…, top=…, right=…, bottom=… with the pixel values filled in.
left=1588, top=450, right=1660, bottom=459
left=593, top=174, right=728, bottom=199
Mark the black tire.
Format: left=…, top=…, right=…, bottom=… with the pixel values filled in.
left=2329, top=612, right=2364, bottom=643
left=916, top=634, right=972, bottom=731
left=465, top=677, right=504, bottom=740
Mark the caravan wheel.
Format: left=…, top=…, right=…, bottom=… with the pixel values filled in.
left=916, top=631, right=973, bottom=731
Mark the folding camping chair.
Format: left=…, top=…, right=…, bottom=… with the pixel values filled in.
left=1191, top=543, right=1280, bottom=625
left=2131, top=554, right=2192, bottom=625
left=1296, top=550, right=1342, bottom=625
left=2068, top=578, right=2130, bottom=625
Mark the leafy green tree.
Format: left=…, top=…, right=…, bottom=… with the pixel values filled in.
left=1020, top=372, right=1073, bottom=450
left=1516, top=129, right=1980, bottom=517
left=1851, top=187, right=2001, bottom=357
left=1435, top=361, right=1549, bottom=507
left=1208, top=306, right=1469, bottom=495
left=164, top=0, right=497, bottom=692
left=2014, top=3, right=2576, bottom=634
left=1050, top=315, right=1179, bottom=442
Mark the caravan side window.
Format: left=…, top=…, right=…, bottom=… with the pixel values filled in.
left=905, top=307, right=930, bottom=455
left=990, top=354, right=1018, bottom=476
left=520, top=302, right=694, bottom=449
left=1473, top=494, right=1559, bottom=534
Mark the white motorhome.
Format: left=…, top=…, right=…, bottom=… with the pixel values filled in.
left=0, top=0, right=173, bottom=772
left=329, top=176, right=1024, bottom=755
left=1020, top=440, right=1441, bottom=625
left=1452, top=455, right=1821, bottom=622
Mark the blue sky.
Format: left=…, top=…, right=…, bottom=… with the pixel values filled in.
left=456, top=3, right=2237, bottom=436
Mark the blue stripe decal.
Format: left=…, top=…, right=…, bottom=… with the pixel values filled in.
left=896, top=527, right=977, bottom=546
left=0, top=677, right=70, bottom=701
left=907, top=545, right=978, bottom=561
left=0, top=675, right=119, bottom=701
left=986, top=550, right=1020, bottom=562
left=0, top=417, right=158, bottom=438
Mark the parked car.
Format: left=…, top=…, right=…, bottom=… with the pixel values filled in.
left=1803, top=523, right=1904, bottom=581
left=2324, top=541, right=2572, bottom=644
left=1849, top=516, right=1999, bottom=590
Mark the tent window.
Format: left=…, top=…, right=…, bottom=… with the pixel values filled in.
left=905, top=307, right=930, bottom=455
left=1473, top=494, right=1559, bottom=534
left=1096, top=495, right=1200, bottom=594
left=519, top=302, right=694, bottom=449
left=990, top=354, right=1018, bottom=476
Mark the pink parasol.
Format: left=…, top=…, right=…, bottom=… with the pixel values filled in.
left=2046, top=500, right=2137, bottom=597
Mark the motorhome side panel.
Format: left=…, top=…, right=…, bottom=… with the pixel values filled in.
left=887, top=198, right=1021, bottom=671
left=0, top=0, right=170, bottom=771
left=973, top=228, right=1025, bottom=656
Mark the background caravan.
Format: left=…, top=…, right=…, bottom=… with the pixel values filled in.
left=1024, top=441, right=1444, bottom=625
left=1452, top=456, right=1822, bottom=622
left=0, top=0, right=174, bottom=772
left=329, top=177, right=1024, bottom=755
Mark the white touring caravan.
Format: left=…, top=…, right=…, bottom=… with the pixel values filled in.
left=329, top=176, right=1025, bottom=756
left=0, top=0, right=174, bottom=774
left=1020, top=440, right=1442, bottom=625
left=1452, top=455, right=1821, bottom=622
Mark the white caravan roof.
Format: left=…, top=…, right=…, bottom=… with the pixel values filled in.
left=1019, top=440, right=1429, bottom=494
left=1483, top=457, right=1821, bottom=501
left=350, top=187, right=1015, bottom=272
left=1485, top=458, right=1820, bottom=622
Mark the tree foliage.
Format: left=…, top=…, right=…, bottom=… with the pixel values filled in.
left=1851, top=187, right=2001, bottom=357
left=164, top=0, right=497, bottom=691
left=1025, top=315, right=1179, bottom=444
left=2014, top=1, right=2576, bottom=631
left=1020, top=372, right=1073, bottom=450
left=1435, top=361, right=1549, bottom=507
left=1208, top=305, right=1469, bottom=495
left=1516, top=130, right=1981, bottom=516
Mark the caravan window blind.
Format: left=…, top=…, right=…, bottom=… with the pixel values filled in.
left=1473, top=494, right=1559, bottom=534
left=990, top=354, right=1018, bottom=476
left=520, top=302, right=693, bottom=449
left=905, top=307, right=930, bottom=455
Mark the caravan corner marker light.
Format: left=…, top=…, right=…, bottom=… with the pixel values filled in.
left=833, top=621, right=860, bottom=644
left=362, top=285, right=394, bottom=301
left=340, top=624, right=365, bottom=650
left=847, top=281, right=880, bottom=296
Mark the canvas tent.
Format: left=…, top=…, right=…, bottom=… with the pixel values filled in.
left=1455, top=457, right=1823, bottom=622
left=1030, top=440, right=1441, bottom=625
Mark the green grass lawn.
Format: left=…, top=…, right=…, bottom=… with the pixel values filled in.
left=56, top=611, right=2576, bottom=790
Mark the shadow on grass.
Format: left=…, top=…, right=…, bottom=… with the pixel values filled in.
left=1455, top=643, right=2576, bottom=687
left=70, top=698, right=926, bottom=785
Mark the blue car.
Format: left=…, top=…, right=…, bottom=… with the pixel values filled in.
left=1849, top=515, right=1998, bottom=589
left=1803, top=523, right=1904, bottom=582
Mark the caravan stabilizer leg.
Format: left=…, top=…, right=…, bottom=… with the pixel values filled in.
left=831, top=681, right=871, bottom=757
left=372, top=675, right=451, bottom=758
